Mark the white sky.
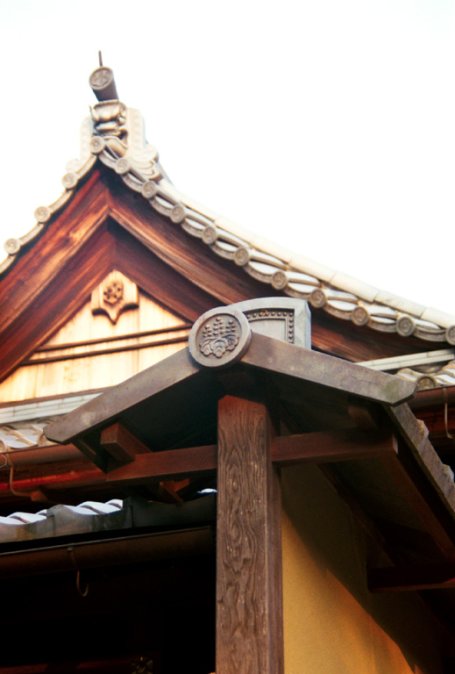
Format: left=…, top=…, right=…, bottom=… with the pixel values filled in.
left=0, top=0, right=454, bottom=316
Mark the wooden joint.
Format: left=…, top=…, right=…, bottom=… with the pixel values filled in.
left=100, top=422, right=150, bottom=468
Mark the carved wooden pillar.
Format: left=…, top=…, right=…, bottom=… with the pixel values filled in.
left=216, top=395, right=283, bottom=674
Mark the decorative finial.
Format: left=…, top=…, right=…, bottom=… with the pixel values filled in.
left=89, top=54, right=118, bottom=101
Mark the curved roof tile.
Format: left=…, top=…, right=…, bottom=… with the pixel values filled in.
left=2, top=89, right=455, bottom=345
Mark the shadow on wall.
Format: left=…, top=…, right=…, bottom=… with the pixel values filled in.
left=280, top=463, right=445, bottom=674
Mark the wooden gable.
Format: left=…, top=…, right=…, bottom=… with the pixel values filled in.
left=1, top=161, right=453, bottom=403
left=1, top=65, right=455, bottom=401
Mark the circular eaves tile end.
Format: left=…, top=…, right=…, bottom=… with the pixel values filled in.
left=141, top=180, right=158, bottom=199
left=4, top=238, right=21, bottom=255
left=396, top=315, right=416, bottom=337
left=271, top=270, right=288, bottom=290
left=62, top=172, right=78, bottom=190
left=351, top=306, right=369, bottom=327
left=114, top=158, right=130, bottom=175
left=309, top=288, right=327, bottom=308
left=189, top=307, right=252, bottom=368
left=202, top=226, right=217, bottom=245
left=35, top=206, right=51, bottom=224
left=234, top=247, right=250, bottom=267
left=446, top=325, right=455, bottom=345
left=90, top=136, right=106, bottom=155
left=170, top=205, right=186, bottom=224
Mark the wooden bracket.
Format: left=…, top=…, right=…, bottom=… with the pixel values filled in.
left=100, top=422, right=150, bottom=467
left=368, top=562, right=455, bottom=592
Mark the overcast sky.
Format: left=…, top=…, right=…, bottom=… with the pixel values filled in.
left=0, top=0, right=454, bottom=316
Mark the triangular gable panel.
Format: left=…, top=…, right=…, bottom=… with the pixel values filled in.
left=0, top=273, right=190, bottom=402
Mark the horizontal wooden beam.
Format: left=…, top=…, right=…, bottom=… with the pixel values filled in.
left=104, top=428, right=398, bottom=480
left=272, top=429, right=397, bottom=464
left=0, top=430, right=400, bottom=497
left=368, top=562, right=455, bottom=592
left=106, top=444, right=218, bottom=485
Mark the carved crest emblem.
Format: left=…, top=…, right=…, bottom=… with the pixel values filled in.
left=103, top=279, right=124, bottom=306
left=189, top=307, right=252, bottom=368
left=91, top=270, right=139, bottom=324
left=199, top=316, right=240, bottom=359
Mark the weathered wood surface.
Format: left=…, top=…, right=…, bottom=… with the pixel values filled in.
left=46, top=333, right=414, bottom=446
left=100, top=422, right=150, bottom=465
left=385, top=404, right=455, bottom=547
left=273, top=429, right=398, bottom=463
left=106, top=444, right=217, bottom=484
left=46, top=347, right=200, bottom=443
left=377, top=449, right=455, bottom=557
left=0, top=429, right=401, bottom=496
left=242, top=333, right=416, bottom=405
left=216, top=396, right=283, bottom=674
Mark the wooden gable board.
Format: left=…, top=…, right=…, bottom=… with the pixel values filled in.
left=1, top=162, right=449, bottom=398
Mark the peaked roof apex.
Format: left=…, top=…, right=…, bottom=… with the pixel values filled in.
left=2, top=68, right=454, bottom=346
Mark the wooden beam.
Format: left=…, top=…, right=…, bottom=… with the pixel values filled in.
left=272, top=429, right=397, bottom=464
left=242, top=333, right=416, bottom=405
left=105, top=444, right=217, bottom=485
left=100, top=422, right=150, bottom=466
left=0, top=430, right=400, bottom=498
left=385, top=403, right=455, bottom=555
left=216, top=396, right=283, bottom=674
left=368, top=562, right=455, bottom=592
left=377, top=449, right=455, bottom=557
left=46, top=348, right=200, bottom=444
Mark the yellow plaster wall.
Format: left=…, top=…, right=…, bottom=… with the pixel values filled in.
left=281, top=464, right=445, bottom=674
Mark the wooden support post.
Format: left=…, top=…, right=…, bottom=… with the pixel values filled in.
left=216, top=395, right=283, bottom=674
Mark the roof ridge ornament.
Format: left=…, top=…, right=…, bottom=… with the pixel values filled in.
left=89, top=53, right=119, bottom=102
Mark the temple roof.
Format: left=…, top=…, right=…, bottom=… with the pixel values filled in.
left=1, top=66, right=455, bottom=346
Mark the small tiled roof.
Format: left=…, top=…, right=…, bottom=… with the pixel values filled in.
left=2, top=74, right=454, bottom=345
left=396, top=359, right=455, bottom=389
left=0, top=494, right=215, bottom=543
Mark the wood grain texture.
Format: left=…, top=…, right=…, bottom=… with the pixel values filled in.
left=0, top=430, right=399, bottom=498
left=1, top=164, right=435, bottom=392
left=216, top=396, right=283, bottom=674
left=0, top=289, right=190, bottom=402
left=273, top=429, right=398, bottom=464
left=242, top=332, right=415, bottom=405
